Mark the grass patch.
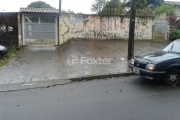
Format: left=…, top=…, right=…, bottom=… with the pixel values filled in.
left=0, top=47, right=16, bottom=67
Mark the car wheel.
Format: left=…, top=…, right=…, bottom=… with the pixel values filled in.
left=165, top=69, right=180, bottom=86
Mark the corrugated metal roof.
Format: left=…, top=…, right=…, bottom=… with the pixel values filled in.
left=20, top=8, right=59, bottom=13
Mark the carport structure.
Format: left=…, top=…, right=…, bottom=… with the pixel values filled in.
left=20, top=8, right=59, bottom=45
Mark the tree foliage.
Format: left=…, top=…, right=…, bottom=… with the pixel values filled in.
left=104, top=0, right=123, bottom=9
left=61, top=9, right=75, bottom=14
left=156, top=4, right=176, bottom=15
left=91, top=0, right=107, bottom=13
left=169, top=16, right=180, bottom=29
left=27, top=1, right=53, bottom=8
left=91, top=0, right=164, bottom=15
left=147, top=0, right=164, bottom=6
left=92, top=0, right=177, bottom=16
left=125, top=0, right=164, bottom=9
left=169, top=29, right=180, bottom=41
left=99, top=0, right=126, bottom=15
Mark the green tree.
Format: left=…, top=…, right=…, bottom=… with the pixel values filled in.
left=67, top=9, right=75, bottom=14
left=169, top=29, right=180, bottom=41
left=91, top=0, right=108, bottom=13
left=147, top=0, right=164, bottom=6
left=155, top=4, right=175, bottom=15
left=92, top=0, right=164, bottom=15
left=27, top=1, right=53, bottom=8
left=125, top=0, right=164, bottom=8
left=99, top=0, right=125, bottom=15
left=61, top=9, right=75, bottom=14
left=104, top=0, right=123, bottom=9
left=61, top=9, right=67, bottom=13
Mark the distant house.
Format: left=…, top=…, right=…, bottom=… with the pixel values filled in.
left=164, top=1, right=180, bottom=16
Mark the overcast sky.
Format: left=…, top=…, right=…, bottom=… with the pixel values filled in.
left=0, top=0, right=179, bottom=13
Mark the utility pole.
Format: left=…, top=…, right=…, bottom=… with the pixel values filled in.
left=128, top=0, right=136, bottom=60
left=59, top=0, right=62, bottom=16
left=58, top=0, right=62, bottom=45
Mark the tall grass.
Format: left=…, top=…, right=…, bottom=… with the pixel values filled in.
left=0, top=47, right=16, bottom=67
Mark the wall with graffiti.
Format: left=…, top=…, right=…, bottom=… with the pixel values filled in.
left=59, top=14, right=154, bottom=45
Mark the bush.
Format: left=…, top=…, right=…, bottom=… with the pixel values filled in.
left=169, top=29, right=180, bottom=41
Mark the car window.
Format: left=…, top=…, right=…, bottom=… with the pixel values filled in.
left=163, top=43, right=174, bottom=51
left=171, top=43, right=180, bottom=52
left=163, top=41, right=180, bottom=53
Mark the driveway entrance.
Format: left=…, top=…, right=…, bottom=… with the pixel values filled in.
left=20, top=8, right=59, bottom=45
left=24, top=15, right=57, bottom=45
left=0, top=40, right=169, bottom=86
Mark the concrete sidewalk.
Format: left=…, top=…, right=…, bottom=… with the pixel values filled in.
left=0, top=40, right=169, bottom=91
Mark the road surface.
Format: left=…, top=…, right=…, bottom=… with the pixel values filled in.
left=0, top=76, right=180, bottom=120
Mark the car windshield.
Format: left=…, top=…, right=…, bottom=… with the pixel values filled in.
left=162, top=40, right=180, bottom=53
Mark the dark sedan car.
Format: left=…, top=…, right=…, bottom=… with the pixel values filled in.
left=129, top=39, right=180, bottom=86
left=0, top=45, right=7, bottom=57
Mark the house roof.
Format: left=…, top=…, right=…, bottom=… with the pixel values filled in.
left=20, top=8, right=59, bottom=13
left=164, top=1, right=180, bottom=6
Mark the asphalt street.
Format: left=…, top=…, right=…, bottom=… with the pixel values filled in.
left=1, top=76, right=180, bottom=120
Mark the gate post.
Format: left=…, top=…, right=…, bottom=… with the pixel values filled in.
left=22, top=14, right=25, bottom=45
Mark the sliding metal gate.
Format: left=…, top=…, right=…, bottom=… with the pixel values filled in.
left=23, top=15, right=57, bottom=45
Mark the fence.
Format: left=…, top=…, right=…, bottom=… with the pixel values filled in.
left=0, top=13, right=18, bottom=47
left=99, top=8, right=155, bottom=16
left=166, top=16, right=180, bottom=39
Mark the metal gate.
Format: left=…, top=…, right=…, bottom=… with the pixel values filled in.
left=154, top=19, right=167, bottom=41
left=0, top=13, right=18, bottom=47
left=23, top=15, right=57, bottom=45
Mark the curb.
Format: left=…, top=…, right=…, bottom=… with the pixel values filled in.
left=0, top=79, right=70, bottom=92
left=0, top=72, right=135, bottom=92
left=70, top=72, right=135, bottom=81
